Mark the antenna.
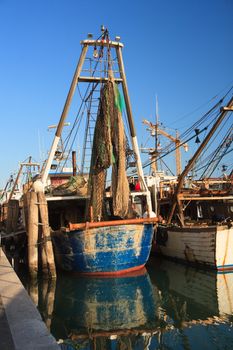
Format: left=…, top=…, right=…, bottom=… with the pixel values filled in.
left=155, top=95, right=159, bottom=164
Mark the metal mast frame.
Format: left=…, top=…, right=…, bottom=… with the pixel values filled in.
left=40, top=35, right=152, bottom=213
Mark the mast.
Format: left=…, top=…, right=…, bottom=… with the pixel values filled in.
left=150, top=96, right=159, bottom=174
left=167, top=96, right=233, bottom=226
left=154, top=95, right=159, bottom=173
left=142, top=119, right=187, bottom=176
left=115, top=45, right=152, bottom=214
left=9, top=159, right=40, bottom=201
left=41, top=44, right=88, bottom=187
left=39, top=29, right=153, bottom=214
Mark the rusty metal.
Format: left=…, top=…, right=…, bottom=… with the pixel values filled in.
left=69, top=217, right=158, bottom=231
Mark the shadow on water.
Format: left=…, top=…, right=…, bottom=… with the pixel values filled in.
left=18, top=256, right=233, bottom=350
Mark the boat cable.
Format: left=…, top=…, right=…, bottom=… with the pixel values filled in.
left=169, top=82, right=233, bottom=128
left=137, top=92, right=232, bottom=173
left=179, top=85, right=233, bottom=141
left=191, top=146, right=233, bottom=176
left=193, top=125, right=233, bottom=178
left=179, top=98, right=224, bottom=140
left=155, top=101, right=221, bottom=157
left=178, top=115, right=232, bottom=179
left=187, top=120, right=232, bottom=176
left=129, top=125, right=209, bottom=174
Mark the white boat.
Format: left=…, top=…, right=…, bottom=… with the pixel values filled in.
left=155, top=96, right=233, bottom=271
left=156, top=224, right=233, bottom=271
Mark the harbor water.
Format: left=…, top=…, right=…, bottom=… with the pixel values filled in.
left=18, top=257, right=233, bottom=349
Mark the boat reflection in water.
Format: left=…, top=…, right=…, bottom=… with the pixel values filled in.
left=26, top=259, right=233, bottom=349
left=147, top=258, right=233, bottom=349
left=51, top=268, right=163, bottom=349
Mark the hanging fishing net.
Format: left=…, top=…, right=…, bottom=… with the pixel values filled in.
left=87, top=80, right=129, bottom=221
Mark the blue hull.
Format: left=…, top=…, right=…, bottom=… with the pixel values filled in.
left=52, top=223, right=154, bottom=274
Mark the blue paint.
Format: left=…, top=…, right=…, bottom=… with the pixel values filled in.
left=53, top=270, right=158, bottom=338
left=52, top=224, right=154, bottom=273
left=217, top=264, right=233, bottom=271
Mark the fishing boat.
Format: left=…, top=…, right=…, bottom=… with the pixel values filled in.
left=34, top=28, right=157, bottom=275
left=154, top=96, right=233, bottom=271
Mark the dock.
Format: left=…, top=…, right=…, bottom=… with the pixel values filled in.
left=0, top=248, right=59, bottom=350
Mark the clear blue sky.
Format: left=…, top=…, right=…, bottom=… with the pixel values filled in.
left=0, top=0, right=232, bottom=187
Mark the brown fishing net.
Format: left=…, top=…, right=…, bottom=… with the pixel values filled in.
left=87, top=80, right=129, bottom=221
left=111, top=103, right=130, bottom=218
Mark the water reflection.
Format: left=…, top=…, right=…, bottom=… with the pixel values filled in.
left=51, top=268, right=165, bottom=349
left=23, top=258, right=233, bottom=350
left=147, top=258, right=233, bottom=327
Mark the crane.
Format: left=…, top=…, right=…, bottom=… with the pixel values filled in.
left=142, top=119, right=188, bottom=176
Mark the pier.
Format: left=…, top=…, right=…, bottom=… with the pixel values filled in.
left=0, top=248, right=59, bottom=350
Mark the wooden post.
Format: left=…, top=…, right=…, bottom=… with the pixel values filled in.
left=28, top=191, right=38, bottom=278
left=6, top=199, right=19, bottom=234
left=38, top=218, right=48, bottom=275
left=72, top=151, right=77, bottom=176
left=23, top=192, right=30, bottom=233
left=37, top=192, right=56, bottom=278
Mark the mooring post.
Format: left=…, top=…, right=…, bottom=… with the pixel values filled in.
left=28, top=191, right=38, bottom=278
left=37, top=191, right=56, bottom=278
left=6, top=199, right=19, bottom=234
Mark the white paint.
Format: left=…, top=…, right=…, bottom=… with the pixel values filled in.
left=216, top=226, right=233, bottom=268
left=157, top=225, right=233, bottom=270
left=131, top=136, right=153, bottom=215
left=41, top=135, right=60, bottom=188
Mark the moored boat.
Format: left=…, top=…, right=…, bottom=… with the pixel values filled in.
left=156, top=223, right=233, bottom=271
left=52, top=221, right=155, bottom=274
left=154, top=95, right=233, bottom=271
left=35, top=28, right=157, bottom=275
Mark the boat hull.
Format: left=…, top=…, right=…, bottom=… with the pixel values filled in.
left=52, top=223, right=154, bottom=274
left=155, top=224, right=233, bottom=271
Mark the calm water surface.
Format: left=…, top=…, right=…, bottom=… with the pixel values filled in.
left=20, top=257, right=233, bottom=349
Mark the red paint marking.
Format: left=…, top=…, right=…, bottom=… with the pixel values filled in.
left=218, top=266, right=233, bottom=272
left=76, top=264, right=146, bottom=277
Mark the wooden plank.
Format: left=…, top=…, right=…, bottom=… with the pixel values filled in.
left=80, top=39, right=124, bottom=48
left=78, top=77, right=122, bottom=83
left=179, top=196, right=233, bottom=201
